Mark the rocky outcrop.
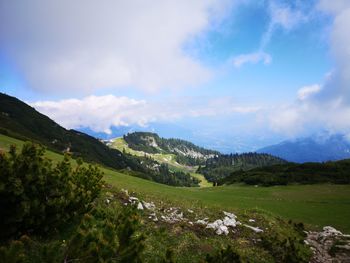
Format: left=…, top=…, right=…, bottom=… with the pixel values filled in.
left=122, top=189, right=265, bottom=237
left=307, top=226, right=350, bottom=263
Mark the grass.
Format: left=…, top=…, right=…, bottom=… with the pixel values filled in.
left=103, top=169, right=350, bottom=232
left=190, top=172, right=212, bottom=187
left=2, top=133, right=350, bottom=233
left=0, top=133, right=64, bottom=162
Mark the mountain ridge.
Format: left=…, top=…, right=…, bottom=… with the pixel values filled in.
left=257, top=134, right=350, bottom=163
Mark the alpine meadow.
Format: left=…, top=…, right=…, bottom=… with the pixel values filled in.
left=1, top=1, right=350, bottom=262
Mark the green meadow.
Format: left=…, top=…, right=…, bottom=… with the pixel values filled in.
left=2, top=133, right=350, bottom=233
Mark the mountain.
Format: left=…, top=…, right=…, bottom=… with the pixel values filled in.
left=0, top=92, right=141, bottom=170
left=123, top=132, right=220, bottom=165
left=257, top=134, right=350, bottom=163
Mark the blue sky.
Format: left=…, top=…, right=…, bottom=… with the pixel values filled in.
left=0, top=0, right=349, bottom=152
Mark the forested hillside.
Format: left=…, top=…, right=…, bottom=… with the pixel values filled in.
left=197, top=153, right=287, bottom=182
left=219, top=159, right=350, bottom=186
left=123, top=132, right=219, bottom=165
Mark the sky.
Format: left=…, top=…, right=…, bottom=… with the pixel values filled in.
left=0, top=0, right=350, bottom=152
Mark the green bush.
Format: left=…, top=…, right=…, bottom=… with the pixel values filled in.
left=205, top=245, right=241, bottom=263
left=64, top=205, right=145, bottom=263
left=0, top=205, right=146, bottom=263
left=260, top=222, right=311, bottom=263
left=0, top=143, right=103, bottom=240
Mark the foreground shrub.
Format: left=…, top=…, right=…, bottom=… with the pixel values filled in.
left=0, top=143, right=103, bottom=240
left=65, top=205, right=145, bottom=263
left=0, top=205, right=146, bottom=263
left=260, top=221, right=311, bottom=263
left=205, top=245, right=241, bottom=263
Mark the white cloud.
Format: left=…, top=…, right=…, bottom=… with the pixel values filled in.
left=318, top=0, right=350, bottom=15
left=31, top=95, right=259, bottom=134
left=232, top=52, right=271, bottom=68
left=31, top=95, right=149, bottom=134
left=268, top=97, right=350, bottom=137
left=260, top=0, right=308, bottom=49
left=297, top=84, right=321, bottom=101
left=231, top=0, right=308, bottom=69
left=0, top=0, right=235, bottom=94
left=266, top=1, right=350, bottom=137
left=317, top=0, right=350, bottom=104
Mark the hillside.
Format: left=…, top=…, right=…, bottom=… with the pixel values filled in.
left=219, top=159, right=350, bottom=186
left=197, top=153, right=287, bottom=182
left=257, top=134, right=350, bottom=163
left=1, top=134, right=350, bottom=262
left=123, top=132, right=219, bottom=165
left=0, top=92, right=143, bottom=170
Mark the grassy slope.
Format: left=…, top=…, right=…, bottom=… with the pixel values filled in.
left=111, top=137, right=211, bottom=187
left=2, top=133, right=350, bottom=232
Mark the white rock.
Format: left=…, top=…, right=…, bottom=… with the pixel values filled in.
left=196, top=219, right=208, bottom=225
left=322, top=226, right=342, bottom=236
left=249, top=219, right=255, bottom=223
left=137, top=202, right=144, bottom=210
left=142, top=201, right=156, bottom=210
left=216, top=225, right=229, bottom=235
left=187, top=209, right=194, bottom=213
left=223, top=216, right=237, bottom=227
left=129, top=196, right=139, bottom=204
left=223, top=211, right=237, bottom=219
left=160, top=209, right=184, bottom=223
left=243, top=224, right=263, bottom=233
left=206, top=219, right=223, bottom=230
left=106, top=199, right=110, bottom=204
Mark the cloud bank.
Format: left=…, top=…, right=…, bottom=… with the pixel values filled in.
left=0, top=0, right=234, bottom=94
left=31, top=95, right=259, bottom=135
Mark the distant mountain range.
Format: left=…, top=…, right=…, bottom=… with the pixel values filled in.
left=257, top=134, right=350, bottom=163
